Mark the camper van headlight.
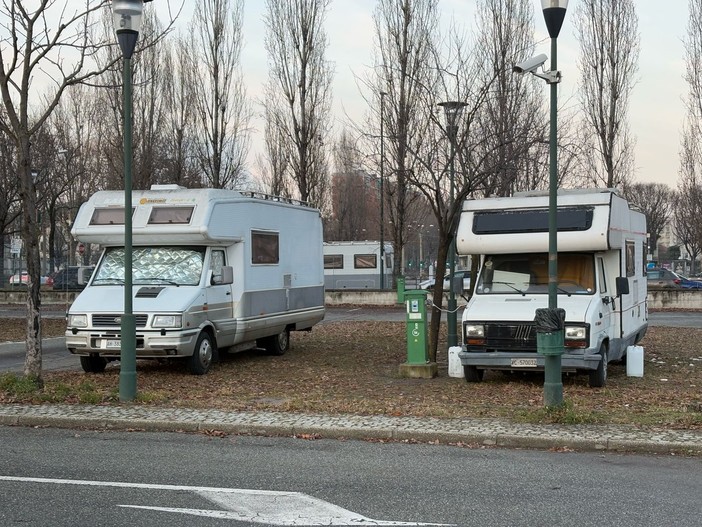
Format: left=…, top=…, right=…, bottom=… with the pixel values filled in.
left=152, top=315, right=182, bottom=328
left=67, top=314, right=88, bottom=328
left=564, top=325, right=588, bottom=348
left=464, top=324, right=486, bottom=346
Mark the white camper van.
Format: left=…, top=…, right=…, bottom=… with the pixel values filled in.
left=323, top=241, right=394, bottom=289
left=456, top=188, right=647, bottom=387
left=65, top=185, right=325, bottom=375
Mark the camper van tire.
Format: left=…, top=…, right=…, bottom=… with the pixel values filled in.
left=258, top=329, right=290, bottom=356
left=463, top=365, right=484, bottom=383
left=188, top=332, right=215, bottom=375
left=588, top=344, right=608, bottom=388
left=80, top=354, right=107, bottom=374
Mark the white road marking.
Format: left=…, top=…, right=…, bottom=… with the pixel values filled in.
left=0, top=475, right=453, bottom=526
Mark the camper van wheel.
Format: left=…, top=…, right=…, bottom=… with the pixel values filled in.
left=463, top=365, right=484, bottom=383
left=588, top=345, right=608, bottom=388
left=260, top=330, right=290, bottom=356
left=188, top=332, right=214, bottom=375
left=80, top=355, right=107, bottom=373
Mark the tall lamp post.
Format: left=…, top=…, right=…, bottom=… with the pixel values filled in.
left=541, top=0, right=568, bottom=407
left=438, top=101, right=467, bottom=348
left=379, top=91, right=387, bottom=289
left=113, top=0, right=145, bottom=402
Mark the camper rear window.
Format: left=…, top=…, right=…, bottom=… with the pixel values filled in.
left=252, top=231, right=279, bottom=264
left=90, top=208, right=134, bottom=225
left=473, top=207, right=594, bottom=234
left=148, top=206, right=194, bottom=224
left=324, top=254, right=343, bottom=269
left=354, top=254, right=377, bottom=269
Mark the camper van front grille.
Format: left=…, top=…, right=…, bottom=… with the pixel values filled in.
left=92, top=314, right=149, bottom=328
left=484, top=323, right=537, bottom=351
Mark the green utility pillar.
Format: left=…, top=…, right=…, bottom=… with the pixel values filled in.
left=399, top=289, right=438, bottom=379
left=396, top=276, right=406, bottom=303
left=535, top=308, right=565, bottom=406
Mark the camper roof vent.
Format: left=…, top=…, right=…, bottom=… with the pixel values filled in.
left=150, top=184, right=186, bottom=191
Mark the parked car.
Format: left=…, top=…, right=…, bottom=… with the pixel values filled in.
left=8, top=271, right=52, bottom=286
left=419, top=270, right=471, bottom=292
left=646, top=267, right=702, bottom=289
left=52, top=266, right=95, bottom=291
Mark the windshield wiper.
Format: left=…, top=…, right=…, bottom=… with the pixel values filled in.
left=92, top=277, right=125, bottom=284
left=490, top=281, right=526, bottom=296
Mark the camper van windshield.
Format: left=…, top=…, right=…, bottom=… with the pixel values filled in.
left=93, top=246, right=205, bottom=286
left=476, top=252, right=595, bottom=295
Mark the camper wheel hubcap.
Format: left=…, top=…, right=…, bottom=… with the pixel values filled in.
left=198, top=338, right=212, bottom=367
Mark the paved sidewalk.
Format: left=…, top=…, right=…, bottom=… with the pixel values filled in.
left=0, top=403, right=700, bottom=456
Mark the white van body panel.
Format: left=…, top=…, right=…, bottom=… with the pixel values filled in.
left=66, top=186, right=325, bottom=362
left=457, top=188, right=647, bottom=376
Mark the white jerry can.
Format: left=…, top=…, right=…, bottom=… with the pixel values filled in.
left=626, top=345, right=644, bottom=377
left=448, top=346, right=464, bottom=378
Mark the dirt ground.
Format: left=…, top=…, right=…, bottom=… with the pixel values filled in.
left=1, top=317, right=701, bottom=429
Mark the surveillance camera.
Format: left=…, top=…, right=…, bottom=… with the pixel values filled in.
left=512, top=53, right=548, bottom=74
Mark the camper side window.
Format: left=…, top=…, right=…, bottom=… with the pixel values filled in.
left=252, top=231, right=279, bottom=264
left=354, top=254, right=377, bottom=269
left=324, top=254, right=343, bottom=269
left=626, top=241, right=635, bottom=277
left=210, top=250, right=226, bottom=284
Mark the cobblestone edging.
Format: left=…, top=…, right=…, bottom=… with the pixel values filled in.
left=0, top=403, right=700, bottom=456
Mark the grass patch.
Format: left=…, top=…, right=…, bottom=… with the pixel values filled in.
left=1, top=322, right=701, bottom=431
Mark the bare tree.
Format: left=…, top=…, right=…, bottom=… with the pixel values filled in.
left=326, top=130, right=378, bottom=240
left=573, top=0, right=640, bottom=189
left=372, top=0, right=439, bottom=284
left=475, top=0, right=546, bottom=197
left=622, top=183, right=673, bottom=258
left=188, top=0, right=250, bottom=189
left=674, top=0, right=702, bottom=273
left=263, top=0, right=333, bottom=205
left=0, top=1, right=177, bottom=384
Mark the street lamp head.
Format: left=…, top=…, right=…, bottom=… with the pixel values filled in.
left=112, top=0, right=145, bottom=59
left=438, top=101, right=468, bottom=128
left=541, top=0, right=568, bottom=38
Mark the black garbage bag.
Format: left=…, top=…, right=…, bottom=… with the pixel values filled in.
left=534, top=308, right=565, bottom=333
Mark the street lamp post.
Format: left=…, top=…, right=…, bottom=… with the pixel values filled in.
left=541, top=0, right=568, bottom=407
left=438, top=101, right=467, bottom=349
left=113, top=0, right=145, bottom=402
left=379, top=91, right=387, bottom=289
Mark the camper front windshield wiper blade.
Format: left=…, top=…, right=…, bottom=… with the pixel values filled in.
left=92, top=277, right=125, bottom=284
left=491, top=281, right=526, bottom=296
left=136, top=277, right=180, bottom=286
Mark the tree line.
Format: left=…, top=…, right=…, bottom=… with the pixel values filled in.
left=0, top=0, right=698, bottom=379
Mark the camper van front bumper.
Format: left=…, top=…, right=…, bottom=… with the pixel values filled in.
left=458, top=350, right=602, bottom=372
left=66, top=328, right=201, bottom=358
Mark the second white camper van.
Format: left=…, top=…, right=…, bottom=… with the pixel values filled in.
left=455, top=188, right=647, bottom=387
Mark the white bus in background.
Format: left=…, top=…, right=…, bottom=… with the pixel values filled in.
left=323, top=241, right=394, bottom=289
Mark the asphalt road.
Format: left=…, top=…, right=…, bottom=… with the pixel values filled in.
left=1, top=306, right=700, bottom=374
left=1, top=426, right=700, bottom=527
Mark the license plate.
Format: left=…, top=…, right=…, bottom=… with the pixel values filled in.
left=511, top=358, right=537, bottom=368
left=105, top=339, right=121, bottom=349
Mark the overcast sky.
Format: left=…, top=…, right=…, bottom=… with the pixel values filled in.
left=181, top=1, right=688, bottom=188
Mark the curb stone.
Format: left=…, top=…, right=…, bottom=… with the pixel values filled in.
left=0, top=403, right=700, bottom=456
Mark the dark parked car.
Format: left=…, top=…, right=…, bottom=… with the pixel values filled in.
left=52, top=266, right=94, bottom=290
left=647, top=267, right=702, bottom=289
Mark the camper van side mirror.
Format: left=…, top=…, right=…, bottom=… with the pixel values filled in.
left=452, top=275, right=463, bottom=294
left=212, top=265, right=234, bottom=285
left=615, top=276, right=630, bottom=296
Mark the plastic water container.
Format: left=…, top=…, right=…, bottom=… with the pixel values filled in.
left=448, top=346, right=463, bottom=378
left=626, top=345, right=644, bottom=377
